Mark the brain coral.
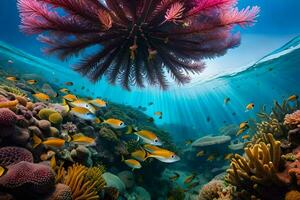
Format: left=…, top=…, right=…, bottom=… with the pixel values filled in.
left=0, top=161, right=55, bottom=195
left=0, top=146, right=33, bottom=167
left=46, top=183, right=72, bottom=200
left=0, top=108, right=18, bottom=126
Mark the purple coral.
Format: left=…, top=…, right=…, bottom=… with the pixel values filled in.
left=0, top=147, right=33, bottom=167
left=62, top=122, right=77, bottom=134
left=0, top=161, right=55, bottom=195
left=0, top=108, right=18, bottom=126
left=18, top=0, right=259, bottom=90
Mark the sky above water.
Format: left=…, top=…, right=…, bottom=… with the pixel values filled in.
left=0, top=0, right=300, bottom=79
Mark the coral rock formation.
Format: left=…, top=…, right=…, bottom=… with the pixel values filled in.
left=0, top=146, right=33, bottom=166
left=0, top=161, right=55, bottom=196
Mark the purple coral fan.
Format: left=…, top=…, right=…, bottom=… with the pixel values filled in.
left=18, top=0, right=259, bottom=90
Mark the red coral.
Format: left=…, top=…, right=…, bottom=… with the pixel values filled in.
left=0, top=147, right=33, bottom=167
left=18, top=0, right=259, bottom=90
left=0, top=161, right=55, bottom=195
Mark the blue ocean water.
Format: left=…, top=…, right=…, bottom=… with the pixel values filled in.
left=1, top=36, right=300, bottom=142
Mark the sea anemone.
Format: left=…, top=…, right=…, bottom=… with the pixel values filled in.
left=18, top=0, right=259, bottom=90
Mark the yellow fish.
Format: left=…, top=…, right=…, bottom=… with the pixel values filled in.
left=236, top=128, right=248, bottom=136
left=184, top=173, right=196, bottom=184
left=71, top=134, right=96, bottom=146
left=70, top=107, right=97, bottom=121
left=239, top=121, right=249, bottom=129
left=207, top=155, right=215, bottom=161
left=69, top=99, right=96, bottom=113
left=0, top=166, right=7, bottom=177
left=27, top=79, right=37, bottom=85
left=50, top=155, right=56, bottom=169
left=196, top=150, right=205, bottom=157
left=122, top=156, right=142, bottom=171
left=242, top=135, right=250, bottom=140
left=224, top=97, right=230, bottom=104
left=245, top=103, right=255, bottom=112
left=94, top=117, right=101, bottom=124
left=224, top=153, right=233, bottom=160
left=154, top=111, right=163, bottom=119
left=60, top=88, right=69, bottom=94
left=63, top=94, right=78, bottom=102
left=131, top=149, right=148, bottom=162
left=129, top=130, right=162, bottom=146
left=103, top=118, right=126, bottom=129
left=64, top=82, right=74, bottom=86
left=146, top=149, right=180, bottom=163
left=143, top=144, right=165, bottom=153
left=169, top=172, right=180, bottom=181
left=33, top=93, right=50, bottom=102
left=288, top=95, right=298, bottom=101
left=89, top=99, right=107, bottom=108
left=6, top=76, right=18, bottom=81
left=40, top=150, right=56, bottom=161
left=33, top=134, right=66, bottom=148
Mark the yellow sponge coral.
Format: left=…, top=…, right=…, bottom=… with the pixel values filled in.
left=49, top=112, right=63, bottom=124
left=38, top=108, right=56, bottom=120
left=285, top=190, right=300, bottom=200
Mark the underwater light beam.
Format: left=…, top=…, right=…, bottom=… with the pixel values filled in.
left=17, top=0, right=259, bottom=90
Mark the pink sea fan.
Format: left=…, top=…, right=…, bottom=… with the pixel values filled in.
left=18, top=0, right=259, bottom=90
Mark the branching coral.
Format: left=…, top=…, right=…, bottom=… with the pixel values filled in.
left=55, top=163, right=104, bottom=200
left=226, top=133, right=285, bottom=199
left=253, top=99, right=300, bottom=143
left=84, top=166, right=106, bottom=195
left=223, top=97, right=300, bottom=199
left=18, top=0, right=259, bottom=90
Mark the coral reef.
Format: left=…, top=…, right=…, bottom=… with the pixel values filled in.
left=84, top=166, right=106, bottom=195
left=18, top=0, right=258, bottom=90
left=0, top=146, right=33, bottom=166
left=46, top=183, right=72, bottom=200
left=0, top=161, right=55, bottom=198
left=102, top=172, right=126, bottom=194
left=55, top=163, right=102, bottom=200
left=198, top=180, right=234, bottom=200
left=225, top=98, right=300, bottom=200
left=0, top=79, right=177, bottom=199
left=284, top=110, right=300, bottom=127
